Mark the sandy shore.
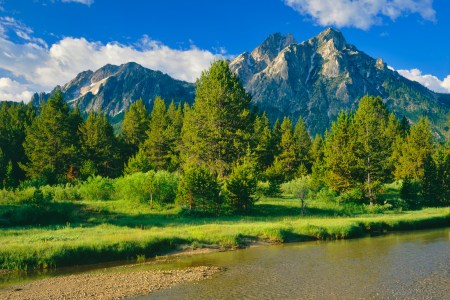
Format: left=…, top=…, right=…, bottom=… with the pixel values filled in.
left=0, top=265, right=221, bottom=300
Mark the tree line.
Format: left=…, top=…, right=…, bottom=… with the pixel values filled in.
left=0, top=60, right=449, bottom=214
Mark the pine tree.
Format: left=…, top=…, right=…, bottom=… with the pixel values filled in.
left=176, top=163, right=222, bottom=213
left=252, top=113, right=273, bottom=173
left=399, top=116, right=410, bottom=138
left=309, top=134, right=324, bottom=164
left=122, top=99, right=149, bottom=153
left=124, top=149, right=153, bottom=175
left=0, top=147, right=5, bottom=188
left=323, top=112, right=356, bottom=193
left=394, top=117, right=435, bottom=180
left=80, top=112, right=121, bottom=177
left=165, top=101, right=184, bottom=171
left=352, top=96, right=391, bottom=203
left=22, top=90, right=78, bottom=183
left=421, top=153, right=439, bottom=206
left=142, top=97, right=169, bottom=170
left=293, top=116, right=312, bottom=172
left=271, top=118, right=282, bottom=158
left=180, top=60, right=253, bottom=176
left=224, top=155, right=258, bottom=213
left=277, top=117, right=297, bottom=180
left=0, top=101, right=36, bottom=186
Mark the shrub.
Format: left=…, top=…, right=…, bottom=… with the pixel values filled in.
left=152, top=171, right=180, bottom=205
left=114, top=171, right=155, bottom=203
left=41, top=184, right=81, bottom=201
left=79, top=176, right=115, bottom=200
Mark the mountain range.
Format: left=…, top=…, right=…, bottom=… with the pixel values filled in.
left=31, top=28, right=450, bottom=136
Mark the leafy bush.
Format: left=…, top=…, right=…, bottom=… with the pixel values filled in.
left=152, top=171, right=180, bottom=205
left=41, top=184, right=81, bottom=201
left=79, top=176, right=115, bottom=200
left=114, top=171, right=155, bottom=203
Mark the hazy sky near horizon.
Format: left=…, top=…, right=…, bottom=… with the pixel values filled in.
left=0, top=0, right=449, bottom=101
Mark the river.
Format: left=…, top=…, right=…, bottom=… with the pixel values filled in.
left=1, top=228, right=449, bottom=299
left=142, top=228, right=449, bottom=299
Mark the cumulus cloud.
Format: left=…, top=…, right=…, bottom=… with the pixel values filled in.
left=0, top=77, right=35, bottom=102
left=398, top=68, right=450, bottom=93
left=61, top=0, right=94, bottom=6
left=0, top=36, right=221, bottom=89
left=0, top=17, right=224, bottom=102
left=284, top=0, right=436, bottom=29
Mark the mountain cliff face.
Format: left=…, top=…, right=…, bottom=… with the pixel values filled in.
left=230, top=28, right=450, bottom=136
left=32, top=62, right=195, bottom=117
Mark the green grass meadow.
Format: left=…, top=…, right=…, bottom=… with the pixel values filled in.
left=0, top=193, right=448, bottom=270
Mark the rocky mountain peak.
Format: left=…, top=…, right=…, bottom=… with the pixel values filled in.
left=315, top=27, right=347, bottom=50
left=229, top=28, right=449, bottom=138
left=251, top=32, right=297, bottom=63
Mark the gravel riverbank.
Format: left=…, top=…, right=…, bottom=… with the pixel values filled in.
left=0, top=265, right=221, bottom=300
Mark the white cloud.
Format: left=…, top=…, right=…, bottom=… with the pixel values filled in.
left=398, top=68, right=450, bottom=93
left=0, top=25, right=224, bottom=101
left=0, top=77, right=34, bottom=102
left=284, top=0, right=436, bottom=30
left=61, top=0, right=94, bottom=6
left=0, top=16, right=48, bottom=47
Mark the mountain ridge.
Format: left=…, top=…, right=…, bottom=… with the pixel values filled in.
left=229, top=28, right=449, bottom=136
left=31, top=28, right=449, bottom=136
left=31, top=62, right=195, bottom=117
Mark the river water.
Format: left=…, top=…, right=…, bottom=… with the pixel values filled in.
left=141, top=228, right=449, bottom=299
left=1, top=228, right=449, bottom=299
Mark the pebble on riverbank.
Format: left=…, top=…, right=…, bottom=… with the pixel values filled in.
left=0, top=266, right=222, bottom=300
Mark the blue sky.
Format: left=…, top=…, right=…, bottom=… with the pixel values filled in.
left=0, top=0, right=449, bottom=101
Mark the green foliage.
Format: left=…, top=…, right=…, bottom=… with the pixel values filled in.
left=142, top=97, right=170, bottom=170
left=79, top=176, right=115, bottom=201
left=122, top=99, right=149, bottom=153
left=22, top=90, right=77, bottom=184
left=41, top=184, right=81, bottom=201
left=80, top=112, right=123, bottom=178
left=181, top=60, right=253, bottom=177
left=115, top=171, right=155, bottom=203
left=277, top=117, right=297, bottom=180
left=252, top=113, right=273, bottom=174
left=323, top=112, right=356, bottom=193
left=400, top=178, right=421, bottom=209
left=152, top=170, right=180, bottom=205
left=264, top=158, right=285, bottom=196
left=124, top=149, right=154, bottom=175
left=293, top=116, right=312, bottom=172
left=223, top=158, right=258, bottom=212
left=0, top=101, right=35, bottom=187
left=176, top=164, right=222, bottom=213
left=421, top=154, right=439, bottom=206
left=352, top=96, right=392, bottom=203
left=394, top=117, right=435, bottom=180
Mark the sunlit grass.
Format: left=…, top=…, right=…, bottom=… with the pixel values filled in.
left=0, top=195, right=448, bottom=270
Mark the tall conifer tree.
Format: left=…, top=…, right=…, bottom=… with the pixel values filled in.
left=181, top=60, right=253, bottom=176
left=22, top=91, right=78, bottom=183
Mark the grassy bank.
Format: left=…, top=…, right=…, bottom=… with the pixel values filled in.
left=0, top=196, right=448, bottom=270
